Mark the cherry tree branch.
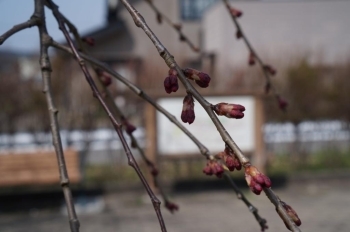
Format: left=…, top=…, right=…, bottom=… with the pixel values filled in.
left=35, top=0, right=80, bottom=231
left=51, top=40, right=268, bottom=230
left=46, top=1, right=167, bottom=231
left=0, top=17, right=39, bottom=45
left=144, top=0, right=200, bottom=53
left=118, top=0, right=301, bottom=231
left=221, top=0, right=289, bottom=110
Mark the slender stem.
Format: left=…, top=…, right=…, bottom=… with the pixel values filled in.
left=119, top=1, right=301, bottom=231
left=46, top=1, right=167, bottom=231
left=221, top=0, right=278, bottom=95
left=35, top=0, right=80, bottom=232
left=144, top=0, right=200, bottom=53
left=0, top=17, right=39, bottom=45
left=51, top=40, right=269, bottom=230
left=223, top=173, right=267, bottom=231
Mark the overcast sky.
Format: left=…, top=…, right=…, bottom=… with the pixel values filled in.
left=0, top=0, right=105, bottom=53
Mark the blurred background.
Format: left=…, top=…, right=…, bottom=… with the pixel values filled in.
left=0, top=0, right=350, bottom=231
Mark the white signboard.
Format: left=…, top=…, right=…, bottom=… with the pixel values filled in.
left=157, top=96, right=255, bottom=155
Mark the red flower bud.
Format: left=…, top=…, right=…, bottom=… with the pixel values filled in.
left=122, top=119, right=136, bottom=135
left=236, top=30, right=243, bottom=39
left=203, top=160, right=224, bottom=178
left=245, top=165, right=271, bottom=195
left=264, top=65, right=276, bottom=76
left=82, top=37, right=95, bottom=46
left=276, top=95, right=288, bottom=111
left=157, top=13, right=162, bottom=24
left=230, top=7, right=243, bottom=18
left=164, top=69, right=179, bottom=94
left=181, top=94, right=195, bottom=124
left=248, top=52, right=255, bottom=66
left=183, top=68, right=211, bottom=88
left=213, top=103, right=245, bottom=119
left=281, top=201, right=302, bottom=228
left=165, top=201, right=179, bottom=214
left=151, top=166, right=159, bottom=177
left=96, top=69, right=112, bottom=87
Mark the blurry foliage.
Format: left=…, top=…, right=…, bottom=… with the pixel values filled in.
left=265, top=58, right=350, bottom=123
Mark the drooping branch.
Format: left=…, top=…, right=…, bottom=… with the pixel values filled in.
left=221, top=0, right=288, bottom=111
left=35, top=0, right=80, bottom=232
left=144, top=0, right=200, bottom=53
left=46, top=1, right=167, bottom=231
left=118, top=0, right=301, bottom=231
left=51, top=40, right=268, bottom=229
left=0, top=17, right=40, bottom=45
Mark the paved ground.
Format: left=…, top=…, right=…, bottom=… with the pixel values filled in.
left=0, top=179, right=349, bottom=232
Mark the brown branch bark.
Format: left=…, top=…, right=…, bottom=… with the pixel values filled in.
left=144, top=0, right=200, bottom=53
left=51, top=40, right=268, bottom=229
left=0, top=16, right=39, bottom=45
left=46, top=1, right=167, bottom=231
left=119, top=0, right=301, bottom=231
left=35, top=0, right=80, bottom=232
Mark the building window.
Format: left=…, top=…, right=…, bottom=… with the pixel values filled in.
left=180, top=0, right=217, bottom=21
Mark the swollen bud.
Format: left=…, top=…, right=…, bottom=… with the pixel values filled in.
left=165, top=201, right=179, bottom=214
left=230, top=7, right=243, bottom=18
left=164, top=69, right=179, bottom=94
left=82, top=37, right=95, bottom=46
left=276, top=95, right=288, bottom=111
left=245, top=165, right=271, bottom=195
left=213, top=103, right=245, bottom=119
left=96, top=69, right=112, bottom=87
left=236, top=30, right=243, bottom=39
left=264, top=65, right=277, bottom=76
left=248, top=52, right=255, bottom=66
left=157, top=13, right=162, bottom=24
left=181, top=94, right=195, bottom=124
left=280, top=201, right=302, bottom=229
left=122, top=119, right=136, bottom=135
left=182, top=68, right=211, bottom=88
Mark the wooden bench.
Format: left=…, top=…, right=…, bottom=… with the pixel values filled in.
left=0, top=149, right=81, bottom=187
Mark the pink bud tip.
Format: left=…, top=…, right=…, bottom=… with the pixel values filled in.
left=181, top=94, right=195, bottom=124
left=164, top=69, right=179, bottom=94
left=213, top=103, right=245, bottom=119
left=183, top=68, right=211, bottom=88
left=230, top=7, right=243, bottom=18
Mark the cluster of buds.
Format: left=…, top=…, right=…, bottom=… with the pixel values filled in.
left=164, top=69, right=179, bottom=94
left=182, top=68, right=211, bottom=88
left=229, top=7, right=243, bottom=18
left=122, top=118, right=136, bottom=135
left=213, top=103, right=245, bottom=119
left=181, top=94, right=195, bottom=124
left=216, top=148, right=241, bottom=171
left=276, top=95, right=288, bottom=111
left=96, top=69, right=112, bottom=87
left=263, top=65, right=277, bottom=76
left=236, top=30, right=243, bottom=39
left=280, top=201, right=302, bottom=229
left=165, top=201, right=179, bottom=214
left=82, top=37, right=95, bottom=47
left=248, top=52, right=256, bottom=66
left=203, top=160, right=224, bottom=178
left=244, top=165, right=272, bottom=195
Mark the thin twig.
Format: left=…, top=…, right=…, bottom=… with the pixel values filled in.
left=223, top=173, right=268, bottom=231
left=144, top=0, right=200, bottom=53
left=222, top=0, right=280, bottom=98
left=119, top=1, right=301, bottom=231
left=35, top=0, right=80, bottom=231
left=0, top=17, right=39, bottom=45
left=46, top=1, right=167, bottom=231
left=51, top=40, right=268, bottom=229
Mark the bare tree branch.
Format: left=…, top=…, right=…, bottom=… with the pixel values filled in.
left=0, top=17, right=39, bottom=45
left=46, top=1, right=168, bottom=231
left=35, top=0, right=80, bottom=232
left=118, top=0, right=301, bottom=231
left=144, top=0, right=200, bottom=53
left=51, top=40, right=268, bottom=229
